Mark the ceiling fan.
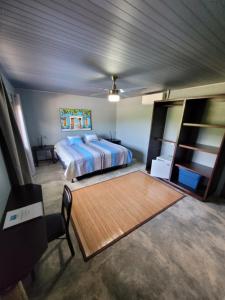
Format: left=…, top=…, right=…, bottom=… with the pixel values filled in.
left=85, top=58, right=150, bottom=100
left=89, top=74, right=148, bottom=101
left=108, top=75, right=121, bottom=102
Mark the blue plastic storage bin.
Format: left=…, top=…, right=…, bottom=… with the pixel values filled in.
left=178, top=167, right=201, bottom=190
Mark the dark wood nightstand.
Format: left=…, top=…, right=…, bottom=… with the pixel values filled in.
left=32, top=145, right=56, bottom=167
left=105, top=138, right=121, bottom=145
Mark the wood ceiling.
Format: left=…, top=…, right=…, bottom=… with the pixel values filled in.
left=1, top=0, right=225, bottom=97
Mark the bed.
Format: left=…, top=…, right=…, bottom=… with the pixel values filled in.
left=54, top=135, right=132, bottom=180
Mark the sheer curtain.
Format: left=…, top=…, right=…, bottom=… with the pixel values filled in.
left=0, top=76, right=32, bottom=184
left=12, top=94, right=36, bottom=176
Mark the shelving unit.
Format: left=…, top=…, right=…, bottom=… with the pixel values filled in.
left=146, top=97, right=225, bottom=201
left=183, top=123, right=225, bottom=129
left=178, top=144, right=219, bottom=154
left=174, top=162, right=213, bottom=178
left=164, top=179, right=206, bottom=199
left=146, top=100, right=184, bottom=172
left=155, top=137, right=177, bottom=144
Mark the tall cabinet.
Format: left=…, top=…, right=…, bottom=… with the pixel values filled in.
left=146, top=96, right=225, bottom=201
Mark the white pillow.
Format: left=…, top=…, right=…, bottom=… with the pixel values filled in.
left=83, top=134, right=98, bottom=143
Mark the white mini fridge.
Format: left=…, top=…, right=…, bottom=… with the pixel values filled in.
left=150, top=156, right=172, bottom=179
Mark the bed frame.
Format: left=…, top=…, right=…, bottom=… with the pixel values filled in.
left=55, top=152, right=128, bottom=182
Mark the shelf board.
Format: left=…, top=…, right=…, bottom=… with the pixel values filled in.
left=155, top=137, right=176, bottom=144
left=166, top=180, right=206, bottom=200
left=175, top=162, right=213, bottom=178
left=178, top=143, right=219, bottom=154
left=183, top=123, right=225, bottom=129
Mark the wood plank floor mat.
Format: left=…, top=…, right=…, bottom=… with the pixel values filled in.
left=71, top=171, right=183, bottom=260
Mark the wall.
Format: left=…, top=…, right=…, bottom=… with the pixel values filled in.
left=18, top=89, right=117, bottom=146
left=167, top=87, right=225, bottom=168
left=18, top=82, right=225, bottom=166
left=0, top=69, right=14, bottom=219
left=116, top=96, right=153, bottom=162
left=0, top=68, right=15, bottom=99
left=0, top=146, right=11, bottom=220
left=169, top=82, right=225, bottom=99
left=116, top=82, right=225, bottom=164
left=160, top=105, right=183, bottom=159
left=192, top=101, right=225, bottom=168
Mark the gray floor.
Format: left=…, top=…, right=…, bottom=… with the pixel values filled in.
left=26, top=161, right=225, bottom=300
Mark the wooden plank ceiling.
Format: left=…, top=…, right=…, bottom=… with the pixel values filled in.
left=1, top=0, right=225, bottom=97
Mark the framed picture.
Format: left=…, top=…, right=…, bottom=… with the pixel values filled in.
left=59, top=108, right=92, bottom=131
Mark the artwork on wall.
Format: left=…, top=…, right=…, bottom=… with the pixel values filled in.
left=59, top=108, right=92, bottom=131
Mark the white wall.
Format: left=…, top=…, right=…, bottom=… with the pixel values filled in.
left=18, top=82, right=225, bottom=166
left=0, top=147, right=11, bottom=220
left=0, top=68, right=15, bottom=99
left=169, top=82, right=225, bottom=99
left=160, top=105, right=183, bottom=160
left=192, top=101, right=225, bottom=167
left=18, top=89, right=117, bottom=146
left=0, top=69, right=14, bottom=219
left=116, top=96, right=153, bottom=162
left=116, top=82, right=225, bottom=164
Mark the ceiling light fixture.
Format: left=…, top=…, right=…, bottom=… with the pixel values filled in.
left=108, top=90, right=120, bottom=102
left=108, top=75, right=120, bottom=102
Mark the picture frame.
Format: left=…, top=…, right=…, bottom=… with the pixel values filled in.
left=59, top=108, right=92, bottom=131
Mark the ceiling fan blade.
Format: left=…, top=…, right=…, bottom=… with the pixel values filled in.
left=87, top=77, right=110, bottom=84
left=120, top=87, right=152, bottom=98
left=121, top=86, right=147, bottom=92
left=84, top=57, right=152, bottom=83
left=84, top=58, right=111, bottom=77
left=89, top=90, right=108, bottom=97
left=118, top=67, right=149, bottom=78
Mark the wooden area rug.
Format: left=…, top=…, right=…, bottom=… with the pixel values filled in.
left=71, top=171, right=183, bottom=260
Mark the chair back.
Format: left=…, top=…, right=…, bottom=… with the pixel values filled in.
left=61, top=185, right=73, bottom=228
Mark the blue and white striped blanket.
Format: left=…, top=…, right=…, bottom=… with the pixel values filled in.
left=55, top=139, right=132, bottom=180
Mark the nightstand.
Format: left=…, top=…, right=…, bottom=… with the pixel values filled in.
left=105, top=138, right=121, bottom=145
left=32, top=145, right=56, bottom=167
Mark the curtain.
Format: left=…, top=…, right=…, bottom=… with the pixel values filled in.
left=12, top=94, right=36, bottom=176
left=0, top=76, right=32, bottom=185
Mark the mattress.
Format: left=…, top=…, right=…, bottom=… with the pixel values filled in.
left=54, top=139, right=132, bottom=180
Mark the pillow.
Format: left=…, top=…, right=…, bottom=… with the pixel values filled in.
left=83, top=133, right=98, bottom=143
left=67, top=135, right=83, bottom=145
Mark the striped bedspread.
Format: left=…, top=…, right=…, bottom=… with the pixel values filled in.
left=55, top=139, right=132, bottom=180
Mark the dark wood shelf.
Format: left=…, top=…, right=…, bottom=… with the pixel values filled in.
left=166, top=179, right=206, bottom=200
left=147, top=97, right=225, bottom=201
left=155, top=137, right=177, bottom=144
left=183, top=123, right=225, bottom=129
left=178, top=143, right=219, bottom=154
left=175, top=162, right=213, bottom=178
